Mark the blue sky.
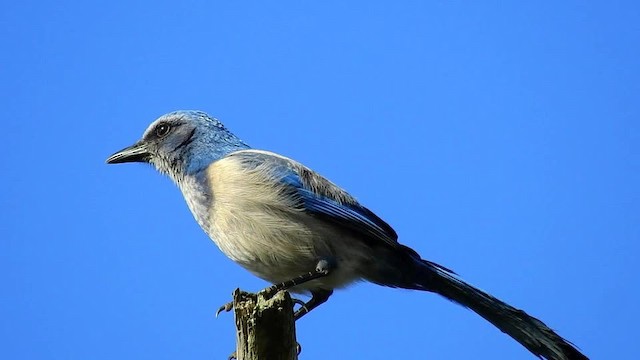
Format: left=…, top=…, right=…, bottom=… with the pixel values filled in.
left=2, top=1, right=638, bottom=359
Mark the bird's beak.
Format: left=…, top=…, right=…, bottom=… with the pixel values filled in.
left=106, top=141, right=150, bottom=164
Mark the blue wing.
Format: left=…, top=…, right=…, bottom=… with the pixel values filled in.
left=284, top=174, right=399, bottom=246
left=223, top=150, right=457, bottom=274
left=226, top=150, right=399, bottom=248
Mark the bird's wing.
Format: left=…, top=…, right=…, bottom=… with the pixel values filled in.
left=226, top=150, right=399, bottom=247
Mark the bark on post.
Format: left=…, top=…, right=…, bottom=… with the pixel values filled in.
left=233, top=288, right=297, bottom=360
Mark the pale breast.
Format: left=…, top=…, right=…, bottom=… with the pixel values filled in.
left=204, top=156, right=324, bottom=280
left=181, top=152, right=371, bottom=291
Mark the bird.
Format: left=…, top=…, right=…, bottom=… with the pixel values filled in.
left=106, top=110, right=588, bottom=360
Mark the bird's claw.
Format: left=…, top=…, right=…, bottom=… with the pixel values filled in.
left=217, top=292, right=304, bottom=317
left=216, top=301, right=234, bottom=317
left=291, top=298, right=306, bottom=307
left=292, top=298, right=309, bottom=314
left=260, top=285, right=279, bottom=299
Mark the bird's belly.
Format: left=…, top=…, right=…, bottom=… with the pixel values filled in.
left=205, top=204, right=364, bottom=292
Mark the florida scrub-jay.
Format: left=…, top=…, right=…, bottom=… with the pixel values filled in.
left=106, top=110, right=587, bottom=360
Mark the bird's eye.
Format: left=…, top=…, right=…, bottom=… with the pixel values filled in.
left=155, top=123, right=171, bottom=137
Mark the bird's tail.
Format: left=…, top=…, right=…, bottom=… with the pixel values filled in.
left=391, top=257, right=587, bottom=360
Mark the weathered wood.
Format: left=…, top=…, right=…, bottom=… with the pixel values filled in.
left=233, top=288, right=297, bottom=360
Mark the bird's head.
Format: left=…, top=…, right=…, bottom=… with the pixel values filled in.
left=106, top=110, right=249, bottom=182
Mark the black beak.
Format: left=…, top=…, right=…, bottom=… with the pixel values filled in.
left=106, top=142, right=150, bottom=164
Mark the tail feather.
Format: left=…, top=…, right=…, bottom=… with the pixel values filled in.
left=414, top=260, right=587, bottom=360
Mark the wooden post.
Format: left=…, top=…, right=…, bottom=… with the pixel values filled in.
left=232, top=288, right=298, bottom=360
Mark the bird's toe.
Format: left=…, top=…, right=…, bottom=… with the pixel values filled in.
left=216, top=301, right=234, bottom=317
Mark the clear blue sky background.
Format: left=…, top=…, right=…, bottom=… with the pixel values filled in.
left=2, top=1, right=638, bottom=359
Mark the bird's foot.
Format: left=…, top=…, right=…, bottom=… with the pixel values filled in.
left=217, top=294, right=308, bottom=318
left=217, top=258, right=334, bottom=319
left=291, top=297, right=307, bottom=308
left=291, top=297, right=310, bottom=315
left=216, top=292, right=306, bottom=317
left=215, top=301, right=234, bottom=317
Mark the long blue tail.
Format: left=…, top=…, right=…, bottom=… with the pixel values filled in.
left=364, top=248, right=587, bottom=360
left=413, top=259, right=588, bottom=360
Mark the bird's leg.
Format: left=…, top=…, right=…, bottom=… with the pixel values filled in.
left=216, top=258, right=334, bottom=317
left=293, top=289, right=333, bottom=320
left=219, top=259, right=334, bottom=359
left=264, top=258, right=334, bottom=296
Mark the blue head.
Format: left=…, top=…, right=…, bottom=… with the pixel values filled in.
left=106, top=110, right=250, bottom=181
